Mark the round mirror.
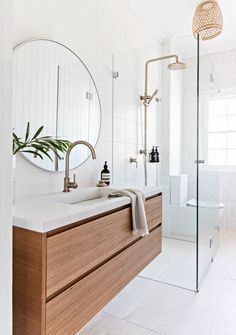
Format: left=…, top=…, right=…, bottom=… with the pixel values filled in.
left=13, top=39, right=101, bottom=172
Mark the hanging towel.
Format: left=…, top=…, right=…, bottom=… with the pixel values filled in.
left=108, top=188, right=149, bottom=236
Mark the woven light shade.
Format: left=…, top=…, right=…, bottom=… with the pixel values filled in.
left=192, top=0, right=223, bottom=40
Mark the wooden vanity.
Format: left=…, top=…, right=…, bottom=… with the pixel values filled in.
left=13, top=193, right=162, bottom=335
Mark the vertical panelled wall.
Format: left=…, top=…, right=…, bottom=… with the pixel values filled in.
left=0, top=0, right=12, bottom=333
left=13, top=0, right=160, bottom=197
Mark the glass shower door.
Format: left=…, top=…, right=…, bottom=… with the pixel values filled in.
left=197, top=35, right=221, bottom=289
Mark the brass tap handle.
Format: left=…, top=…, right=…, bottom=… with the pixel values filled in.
left=68, top=174, right=78, bottom=189
left=63, top=140, right=96, bottom=192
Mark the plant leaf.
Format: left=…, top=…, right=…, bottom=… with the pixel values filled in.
left=31, top=125, right=44, bottom=141
left=21, top=150, right=44, bottom=160
left=29, top=144, right=53, bottom=161
left=13, top=123, right=71, bottom=161
left=37, top=138, right=64, bottom=152
left=13, top=132, right=20, bottom=142
left=14, top=143, right=27, bottom=155
left=25, top=122, right=30, bottom=142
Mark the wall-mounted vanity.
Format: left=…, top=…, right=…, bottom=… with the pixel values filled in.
left=13, top=187, right=162, bottom=335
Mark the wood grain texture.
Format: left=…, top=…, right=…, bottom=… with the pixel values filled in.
left=46, top=205, right=130, bottom=237
left=47, top=207, right=138, bottom=297
left=145, top=195, right=162, bottom=231
left=13, top=193, right=162, bottom=335
left=46, top=226, right=162, bottom=335
left=13, top=227, right=47, bottom=335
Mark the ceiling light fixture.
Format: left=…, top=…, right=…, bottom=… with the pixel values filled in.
left=192, top=0, right=223, bottom=40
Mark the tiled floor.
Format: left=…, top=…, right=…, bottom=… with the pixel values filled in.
left=140, top=237, right=196, bottom=290
left=78, top=230, right=236, bottom=335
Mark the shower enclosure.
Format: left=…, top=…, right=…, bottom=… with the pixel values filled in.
left=112, top=34, right=222, bottom=291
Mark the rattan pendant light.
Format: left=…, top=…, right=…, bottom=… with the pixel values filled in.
left=192, top=0, right=223, bottom=40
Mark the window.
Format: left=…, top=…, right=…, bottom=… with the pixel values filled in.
left=208, top=96, right=236, bottom=166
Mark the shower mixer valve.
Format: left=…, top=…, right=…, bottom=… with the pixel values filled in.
left=140, top=89, right=158, bottom=106
left=140, top=149, right=148, bottom=155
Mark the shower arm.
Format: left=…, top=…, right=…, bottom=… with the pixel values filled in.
left=144, top=55, right=179, bottom=101
left=141, top=54, right=179, bottom=186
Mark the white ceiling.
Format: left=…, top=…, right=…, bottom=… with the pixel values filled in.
left=124, top=0, right=236, bottom=54
left=137, top=0, right=200, bottom=40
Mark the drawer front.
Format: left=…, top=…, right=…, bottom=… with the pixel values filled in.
left=145, top=195, right=162, bottom=231
left=47, top=207, right=137, bottom=297
left=46, top=227, right=162, bottom=335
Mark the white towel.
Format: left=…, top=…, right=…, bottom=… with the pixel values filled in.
left=108, top=188, right=149, bottom=236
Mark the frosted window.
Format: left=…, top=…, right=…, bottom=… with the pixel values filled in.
left=228, top=99, right=236, bottom=115
left=208, top=99, right=227, bottom=117
left=208, top=133, right=226, bottom=149
left=208, top=116, right=227, bottom=132
left=227, top=116, right=236, bottom=131
left=208, top=95, right=236, bottom=166
left=208, top=150, right=226, bottom=166
left=227, top=150, right=236, bottom=165
left=227, top=133, right=236, bottom=148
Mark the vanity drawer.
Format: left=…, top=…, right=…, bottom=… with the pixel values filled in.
left=46, top=207, right=137, bottom=297
left=146, top=195, right=162, bottom=231
left=46, top=226, right=162, bottom=335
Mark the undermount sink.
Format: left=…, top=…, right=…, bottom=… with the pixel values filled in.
left=48, top=187, right=110, bottom=205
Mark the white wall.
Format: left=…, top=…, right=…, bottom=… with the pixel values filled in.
left=0, top=0, right=12, bottom=333
left=13, top=0, right=161, bottom=197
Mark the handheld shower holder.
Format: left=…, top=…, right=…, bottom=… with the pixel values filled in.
left=140, top=149, right=148, bottom=155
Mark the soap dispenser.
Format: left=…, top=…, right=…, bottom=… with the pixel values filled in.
left=101, top=161, right=110, bottom=185
left=149, top=147, right=156, bottom=163
left=155, top=146, right=160, bottom=163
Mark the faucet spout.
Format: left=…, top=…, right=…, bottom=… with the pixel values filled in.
left=63, top=140, right=96, bottom=192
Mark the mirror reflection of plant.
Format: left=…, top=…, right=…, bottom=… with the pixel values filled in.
left=13, top=122, right=71, bottom=161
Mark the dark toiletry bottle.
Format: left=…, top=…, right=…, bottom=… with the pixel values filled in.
left=149, top=147, right=156, bottom=163
left=101, top=161, right=110, bottom=185
left=155, top=146, right=160, bottom=162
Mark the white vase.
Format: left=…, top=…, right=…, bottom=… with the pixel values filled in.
left=13, top=155, right=16, bottom=204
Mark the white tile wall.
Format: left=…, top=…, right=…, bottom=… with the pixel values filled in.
left=13, top=0, right=161, bottom=197
left=112, top=44, right=161, bottom=186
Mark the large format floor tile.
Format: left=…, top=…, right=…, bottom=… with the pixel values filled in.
left=209, top=278, right=236, bottom=335
left=105, top=275, right=224, bottom=335
left=209, top=230, right=236, bottom=280
left=76, top=229, right=236, bottom=335
left=77, top=313, right=160, bottom=335
left=139, top=238, right=196, bottom=290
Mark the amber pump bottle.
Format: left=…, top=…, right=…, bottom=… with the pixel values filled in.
left=101, top=161, right=110, bottom=185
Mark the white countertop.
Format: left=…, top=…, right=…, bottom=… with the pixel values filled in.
left=13, top=186, right=162, bottom=233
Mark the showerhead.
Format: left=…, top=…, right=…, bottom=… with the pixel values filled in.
left=168, top=61, right=187, bottom=71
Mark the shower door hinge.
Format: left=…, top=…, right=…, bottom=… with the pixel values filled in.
left=194, top=160, right=205, bottom=164
left=209, top=237, right=213, bottom=249
left=112, top=71, right=119, bottom=78
left=86, top=92, right=93, bottom=100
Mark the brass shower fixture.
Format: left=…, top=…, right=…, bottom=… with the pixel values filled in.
left=140, top=54, right=187, bottom=186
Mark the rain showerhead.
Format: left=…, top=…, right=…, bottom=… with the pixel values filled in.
left=141, top=54, right=187, bottom=186
left=168, top=61, right=187, bottom=71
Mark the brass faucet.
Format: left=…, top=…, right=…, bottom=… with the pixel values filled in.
left=63, top=140, right=96, bottom=192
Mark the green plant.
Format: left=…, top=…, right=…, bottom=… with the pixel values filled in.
left=13, top=122, right=71, bottom=161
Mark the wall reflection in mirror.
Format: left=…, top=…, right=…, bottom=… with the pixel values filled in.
left=13, top=39, right=101, bottom=172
